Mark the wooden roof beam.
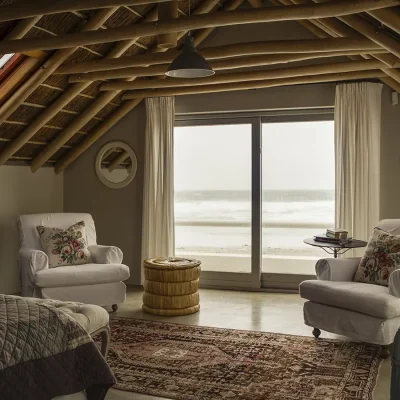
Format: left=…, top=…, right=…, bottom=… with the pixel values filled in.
left=0, top=6, right=158, bottom=168
left=0, top=8, right=118, bottom=166
left=121, top=70, right=387, bottom=99
left=248, top=0, right=263, bottom=8
left=0, top=0, right=175, bottom=23
left=53, top=0, right=243, bottom=174
left=99, top=59, right=388, bottom=91
left=56, top=37, right=383, bottom=74
left=369, top=8, right=400, bottom=35
left=69, top=49, right=390, bottom=81
left=157, top=1, right=179, bottom=49
left=0, top=0, right=398, bottom=54
left=31, top=0, right=226, bottom=173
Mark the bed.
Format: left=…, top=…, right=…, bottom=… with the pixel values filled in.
left=0, top=295, right=115, bottom=400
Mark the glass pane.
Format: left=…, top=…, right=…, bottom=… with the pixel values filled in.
left=174, top=124, right=252, bottom=273
left=262, top=121, right=335, bottom=275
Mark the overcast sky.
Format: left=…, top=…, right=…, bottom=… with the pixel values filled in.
left=174, top=121, right=335, bottom=191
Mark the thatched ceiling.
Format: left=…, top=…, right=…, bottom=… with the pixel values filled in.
left=0, top=0, right=398, bottom=173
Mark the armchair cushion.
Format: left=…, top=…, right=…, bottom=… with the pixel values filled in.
left=37, top=221, right=92, bottom=267
left=300, top=280, right=400, bottom=319
left=354, top=228, right=400, bottom=286
left=316, top=257, right=360, bottom=281
left=35, top=263, right=130, bottom=288
left=88, top=245, right=123, bottom=264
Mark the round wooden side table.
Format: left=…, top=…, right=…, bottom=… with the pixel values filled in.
left=303, top=238, right=368, bottom=258
left=142, top=257, right=201, bottom=316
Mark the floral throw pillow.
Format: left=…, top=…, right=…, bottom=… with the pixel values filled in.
left=36, top=221, right=92, bottom=268
left=354, top=228, right=400, bottom=286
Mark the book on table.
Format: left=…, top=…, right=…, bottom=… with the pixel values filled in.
left=326, top=229, right=348, bottom=239
left=314, top=234, right=352, bottom=245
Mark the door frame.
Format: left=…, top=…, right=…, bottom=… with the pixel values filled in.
left=175, top=116, right=262, bottom=289
left=175, top=108, right=335, bottom=290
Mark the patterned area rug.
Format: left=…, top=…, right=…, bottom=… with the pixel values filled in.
left=108, top=318, right=382, bottom=400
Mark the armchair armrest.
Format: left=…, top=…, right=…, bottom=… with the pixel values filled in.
left=88, top=245, right=123, bottom=264
left=18, top=248, right=49, bottom=297
left=389, top=270, right=400, bottom=297
left=315, top=257, right=361, bottom=281
left=18, top=248, right=49, bottom=274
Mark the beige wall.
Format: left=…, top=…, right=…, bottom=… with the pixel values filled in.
left=0, top=167, right=63, bottom=294
left=64, top=103, right=146, bottom=285
left=380, top=85, right=400, bottom=220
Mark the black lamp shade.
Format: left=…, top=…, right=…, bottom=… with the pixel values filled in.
left=165, top=35, right=215, bottom=78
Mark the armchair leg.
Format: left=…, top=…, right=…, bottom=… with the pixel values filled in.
left=111, top=304, right=118, bottom=312
left=312, top=328, right=321, bottom=338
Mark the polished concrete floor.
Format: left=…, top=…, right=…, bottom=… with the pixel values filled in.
left=107, top=287, right=390, bottom=400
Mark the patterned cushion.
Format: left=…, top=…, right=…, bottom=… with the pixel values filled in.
left=37, top=221, right=92, bottom=268
left=354, top=228, right=400, bottom=286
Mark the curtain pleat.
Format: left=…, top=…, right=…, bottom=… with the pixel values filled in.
left=334, top=82, right=382, bottom=254
left=142, top=97, right=175, bottom=280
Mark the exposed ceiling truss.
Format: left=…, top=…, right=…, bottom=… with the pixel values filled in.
left=0, top=0, right=398, bottom=173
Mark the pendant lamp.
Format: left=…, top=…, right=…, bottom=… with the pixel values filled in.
left=165, top=33, right=215, bottom=78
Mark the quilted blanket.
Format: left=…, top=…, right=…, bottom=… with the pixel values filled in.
left=0, top=295, right=116, bottom=400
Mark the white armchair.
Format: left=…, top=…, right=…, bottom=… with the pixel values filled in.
left=300, top=219, right=400, bottom=352
left=18, top=213, right=130, bottom=311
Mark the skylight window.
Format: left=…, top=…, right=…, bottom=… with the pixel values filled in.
left=0, top=54, right=15, bottom=69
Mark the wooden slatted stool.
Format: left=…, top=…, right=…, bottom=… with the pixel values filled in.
left=142, top=257, right=201, bottom=316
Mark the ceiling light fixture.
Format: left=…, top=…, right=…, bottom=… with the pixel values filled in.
left=165, top=0, right=214, bottom=79
left=165, top=33, right=215, bottom=78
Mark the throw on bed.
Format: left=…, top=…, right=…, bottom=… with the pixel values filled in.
left=0, top=295, right=116, bottom=400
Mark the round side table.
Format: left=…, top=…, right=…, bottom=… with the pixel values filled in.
left=142, top=257, right=201, bottom=316
left=303, top=238, right=368, bottom=258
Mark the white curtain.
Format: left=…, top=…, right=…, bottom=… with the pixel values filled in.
left=142, top=97, right=175, bottom=271
left=335, top=82, right=382, bottom=248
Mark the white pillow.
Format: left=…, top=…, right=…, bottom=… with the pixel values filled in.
left=36, top=221, right=92, bottom=268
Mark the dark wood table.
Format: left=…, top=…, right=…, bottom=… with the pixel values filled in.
left=303, top=238, right=368, bottom=258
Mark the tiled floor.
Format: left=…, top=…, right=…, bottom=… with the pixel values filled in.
left=107, top=287, right=390, bottom=400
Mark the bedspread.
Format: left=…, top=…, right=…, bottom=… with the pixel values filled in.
left=0, top=295, right=115, bottom=400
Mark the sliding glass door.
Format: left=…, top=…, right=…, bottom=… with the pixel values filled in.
left=261, top=118, right=335, bottom=288
left=174, top=118, right=261, bottom=288
left=174, top=112, right=334, bottom=289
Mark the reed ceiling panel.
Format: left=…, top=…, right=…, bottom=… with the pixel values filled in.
left=63, top=96, right=94, bottom=113
left=32, top=127, right=64, bottom=143
left=9, top=105, right=43, bottom=124
left=47, top=111, right=77, bottom=128
left=25, top=87, right=62, bottom=107
left=0, top=123, right=25, bottom=140
left=35, top=13, right=83, bottom=35
left=95, top=102, right=120, bottom=119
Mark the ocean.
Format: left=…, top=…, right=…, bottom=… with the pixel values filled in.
left=175, top=189, right=335, bottom=257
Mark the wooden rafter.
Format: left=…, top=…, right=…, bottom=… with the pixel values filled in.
left=53, top=0, right=244, bottom=174
left=0, top=0, right=398, bottom=54
left=68, top=49, right=390, bottom=81
left=121, top=70, right=387, bottom=99
left=0, top=6, right=158, bottom=168
left=0, top=8, right=117, bottom=128
left=100, top=59, right=388, bottom=91
left=369, top=9, right=400, bottom=35
left=0, top=0, right=175, bottom=22
left=56, top=37, right=382, bottom=74
left=157, top=1, right=179, bottom=49
left=30, top=0, right=228, bottom=172
left=275, top=0, right=400, bottom=88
